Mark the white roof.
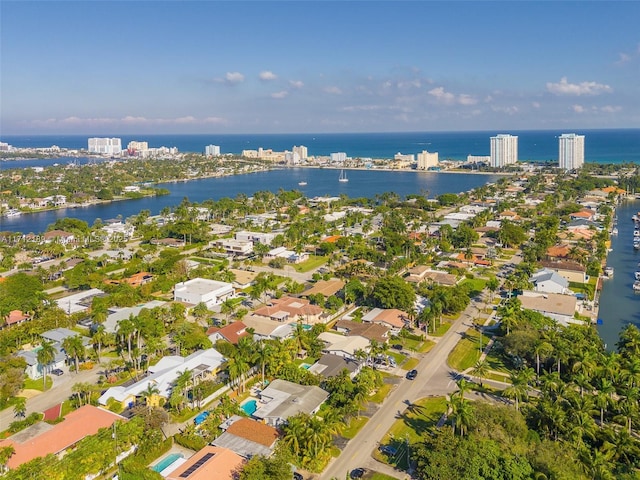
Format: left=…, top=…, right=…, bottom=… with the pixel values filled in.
left=98, top=348, right=226, bottom=405
left=318, top=332, right=370, bottom=356
left=55, top=288, right=105, bottom=314
left=104, top=300, right=167, bottom=333
left=174, top=278, right=233, bottom=295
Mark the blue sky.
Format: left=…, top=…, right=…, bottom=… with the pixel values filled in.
left=1, top=1, right=639, bottom=134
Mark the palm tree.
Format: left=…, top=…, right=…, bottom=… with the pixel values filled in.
left=62, top=335, right=85, bottom=373
left=140, top=382, right=160, bottom=413
left=220, top=299, right=237, bottom=322
left=594, top=378, right=616, bottom=426
left=503, top=371, right=529, bottom=411
left=36, top=340, right=56, bottom=390
left=91, top=325, right=110, bottom=364
left=470, top=360, right=489, bottom=387
left=0, top=446, right=15, bottom=475
left=13, top=397, right=26, bottom=419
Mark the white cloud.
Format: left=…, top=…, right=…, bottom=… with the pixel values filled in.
left=532, top=102, right=541, bottom=109
left=203, top=116, right=228, bottom=125
left=491, top=106, right=519, bottom=115
left=324, top=86, right=342, bottom=95
left=616, top=53, right=632, bottom=65
left=428, top=87, right=477, bottom=105
left=225, top=72, right=245, bottom=84
left=601, top=105, right=622, bottom=113
left=572, top=105, right=586, bottom=113
left=546, top=77, right=612, bottom=96
left=289, top=80, right=304, bottom=89
left=271, top=91, right=288, bottom=99
left=259, top=71, right=277, bottom=81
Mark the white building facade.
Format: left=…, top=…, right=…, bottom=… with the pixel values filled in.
left=558, top=133, right=585, bottom=170
left=88, top=137, right=122, bottom=155
left=293, top=145, right=308, bottom=159
left=417, top=150, right=439, bottom=170
left=205, top=145, right=221, bottom=156
left=330, top=152, right=347, bottom=163
left=490, top=134, right=518, bottom=168
left=174, top=278, right=235, bottom=307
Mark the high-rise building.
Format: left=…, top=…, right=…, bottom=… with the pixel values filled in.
left=330, top=152, right=347, bottom=163
left=558, top=133, right=585, bottom=170
left=205, top=145, right=221, bottom=156
left=490, top=134, right=518, bottom=168
left=417, top=150, right=439, bottom=170
left=293, top=145, right=308, bottom=160
left=88, top=138, right=122, bottom=155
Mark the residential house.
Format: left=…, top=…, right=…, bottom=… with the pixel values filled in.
left=317, top=332, right=370, bottom=360
left=253, top=379, right=329, bottom=427
left=241, top=315, right=296, bottom=341
left=301, top=279, right=345, bottom=298
left=98, top=348, right=226, bottom=409
left=309, top=353, right=362, bottom=379
left=228, top=269, right=259, bottom=290
left=42, top=230, right=75, bottom=245
left=264, top=246, right=309, bottom=264
left=518, top=291, right=578, bottom=326
left=215, top=238, right=254, bottom=256
left=102, top=221, right=135, bottom=240
left=150, top=238, right=186, bottom=248
left=235, top=231, right=276, bottom=245
left=173, top=278, right=235, bottom=308
left=166, top=446, right=244, bottom=480
left=334, top=320, right=390, bottom=344
left=0, top=405, right=125, bottom=471
left=17, top=347, right=66, bottom=379
left=361, top=308, right=407, bottom=334
left=3, top=310, right=30, bottom=328
left=530, top=268, right=571, bottom=294
left=539, top=260, right=587, bottom=283
left=103, top=300, right=167, bottom=334
left=207, top=321, right=250, bottom=345
left=213, top=416, right=279, bottom=458
left=253, top=296, right=325, bottom=324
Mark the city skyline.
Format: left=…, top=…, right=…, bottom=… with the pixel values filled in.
left=1, top=1, right=639, bottom=135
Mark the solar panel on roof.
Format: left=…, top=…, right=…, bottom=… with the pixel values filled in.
left=179, top=452, right=215, bottom=477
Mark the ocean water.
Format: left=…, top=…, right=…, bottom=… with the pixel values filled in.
left=2, top=129, right=639, bottom=163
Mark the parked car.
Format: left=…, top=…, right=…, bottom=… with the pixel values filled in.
left=391, top=344, right=403, bottom=350
left=51, top=368, right=64, bottom=376
left=293, top=473, right=304, bottom=480
left=406, top=369, right=418, bottom=380
left=379, top=445, right=398, bottom=456
left=350, top=468, right=365, bottom=479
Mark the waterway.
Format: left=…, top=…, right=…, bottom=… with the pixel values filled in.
left=0, top=168, right=500, bottom=233
left=597, top=199, right=640, bottom=349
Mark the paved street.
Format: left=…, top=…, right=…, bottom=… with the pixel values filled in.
left=321, top=296, right=484, bottom=480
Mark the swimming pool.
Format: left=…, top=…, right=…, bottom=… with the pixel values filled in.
left=300, top=363, right=311, bottom=370
left=152, top=453, right=184, bottom=472
left=241, top=398, right=258, bottom=415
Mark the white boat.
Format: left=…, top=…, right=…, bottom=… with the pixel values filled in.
left=634, top=229, right=640, bottom=237
left=604, top=266, right=614, bottom=277
left=635, top=271, right=640, bottom=280
left=633, top=281, right=640, bottom=292
left=3, top=209, right=21, bottom=217
left=338, top=169, right=349, bottom=183
left=298, top=181, right=307, bottom=186
left=612, top=228, right=618, bottom=235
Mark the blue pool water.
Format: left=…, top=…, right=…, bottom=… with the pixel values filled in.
left=300, top=363, right=311, bottom=370
left=241, top=399, right=258, bottom=415
left=152, top=453, right=183, bottom=472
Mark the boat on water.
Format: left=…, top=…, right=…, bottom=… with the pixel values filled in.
left=634, top=241, right=640, bottom=250
left=633, top=281, right=640, bottom=292
left=298, top=181, right=307, bottom=186
left=635, top=271, right=640, bottom=281
left=3, top=209, right=21, bottom=218
left=612, top=228, right=618, bottom=235
left=338, top=169, right=349, bottom=183
left=604, top=266, right=614, bottom=277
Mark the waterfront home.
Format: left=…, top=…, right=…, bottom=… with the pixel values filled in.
left=309, top=353, right=362, bottom=379
left=166, top=446, right=244, bottom=480
left=98, top=348, right=226, bottom=409
left=317, top=331, right=370, bottom=360
left=42, top=229, right=75, bottom=245
left=545, top=244, right=572, bottom=261
left=253, top=296, right=325, bottom=324
left=173, top=278, right=235, bottom=308
left=102, top=221, right=135, bottom=240
left=517, top=291, right=578, bottom=326
left=539, top=260, right=587, bottom=283
left=530, top=268, right=571, bottom=295
left=213, top=417, right=279, bottom=458
left=0, top=405, right=125, bottom=471
left=253, top=379, right=329, bottom=427
left=569, top=209, right=597, bottom=222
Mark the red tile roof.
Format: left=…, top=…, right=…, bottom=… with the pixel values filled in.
left=0, top=405, right=124, bottom=469
left=226, top=418, right=279, bottom=447
left=167, top=446, right=244, bottom=480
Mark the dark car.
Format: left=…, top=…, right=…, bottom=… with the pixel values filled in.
left=379, top=445, right=398, bottom=456
left=350, top=468, right=365, bottom=479
left=406, top=369, right=418, bottom=380
left=391, top=344, right=403, bottom=350
left=293, top=473, right=304, bottom=480
left=51, top=368, right=64, bottom=376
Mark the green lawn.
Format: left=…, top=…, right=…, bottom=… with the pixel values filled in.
left=23, top=376, right=52, bottom=391
left=447, top=328, right=493, bottom=371
left=388, top=352, right=405, bottom=365
left=292, top=255, right=328, bottom=273
left=460, top=278, right=487, bottom=295
left=569, top=281, right=596, bottom=300
left=431, top=321, right=452, bottom=337
left=369, top=383, right=393, bottom=404
left=374, top=397, right=447, bottom=470
left=401, top=357, right=420, bottom=371
left=340, top=416, right=369, bottom=439
left=368, top=473, right=402, bottom=480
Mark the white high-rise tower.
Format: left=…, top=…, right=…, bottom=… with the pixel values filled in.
left=490, top=134, right=518, bottom=168
left=558, top=133, right=585, bottom=170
